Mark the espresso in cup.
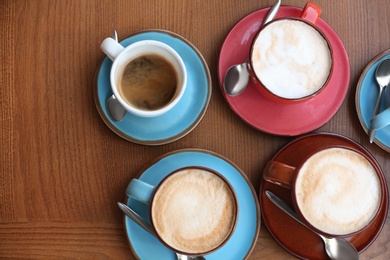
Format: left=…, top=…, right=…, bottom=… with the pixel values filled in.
left=101, top=38, right=187, bottom=117
left=119, top=54, right=178, bottom=111
left=151, top=168, right=237, bottom=254
left=251, top=19, right=332, bottom=100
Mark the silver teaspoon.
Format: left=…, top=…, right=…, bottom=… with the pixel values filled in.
left=106, top=30, right=127, bottom=122
left=117, top=202, right=205, bottom=260
left=369, top=58, right=390, bottom=143
left=265, top=191, right=358, bottom=260
left=223, top=0, right=281, bottom=96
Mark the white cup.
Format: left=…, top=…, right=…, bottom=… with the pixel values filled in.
left=100, top=38, right=187, bottom=117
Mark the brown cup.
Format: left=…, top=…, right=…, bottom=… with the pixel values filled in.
left=249, top=2, right=333, bottom=103
left=126, top=166, right=238, bottom=256
left=263, top=146, right=384, bottom=237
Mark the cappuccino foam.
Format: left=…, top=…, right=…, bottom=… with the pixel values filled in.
left=295, top=148, right=381, bottom=235
left=151, top=168, right=236, bottom=254
left=251, top=19, right=332, bottom=99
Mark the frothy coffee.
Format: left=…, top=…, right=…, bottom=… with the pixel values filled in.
left=251, top=19, right=332, bottom=99
left=151, top=168, right=237, bottom=254
left=295, top=148, right=381, bottom=235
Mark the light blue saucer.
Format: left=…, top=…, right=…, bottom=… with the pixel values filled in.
left=94, top=30, right=211, bottom=145
left=356, top=49, right=390, bottom=152
left=123, top=149, right=261, bottom=259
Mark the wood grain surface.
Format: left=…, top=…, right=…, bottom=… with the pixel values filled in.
left=1, top=0, right=389, bottom=259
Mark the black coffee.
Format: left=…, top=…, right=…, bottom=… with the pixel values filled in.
left=119, top=54, right=178, bottom=110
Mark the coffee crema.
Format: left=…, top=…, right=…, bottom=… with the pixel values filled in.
left=119, top=54, right=177, bottom=111
left=251, top=19, right=332, bottom=99
left=151, top=168, right=236, bottom=254
left=295, top=148, right=381, bottom=235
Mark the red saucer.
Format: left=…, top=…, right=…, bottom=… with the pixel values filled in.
left=218, top=6, right=350, bottom=136
left=259, top=133, right=388, bottom=259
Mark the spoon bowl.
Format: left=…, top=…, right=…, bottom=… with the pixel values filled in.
left=265, top=191, right=358, bottom=260
left=368, top=58, right=390, bottom=142
left=106, top=94, right=126, bottom=121
left=321, top=235, right=359, bottom=260
left=224, top=62, right=250, bottom=96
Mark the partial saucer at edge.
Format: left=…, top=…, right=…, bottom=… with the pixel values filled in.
left=356, top=48, right=390, bottom=152
left=218, top=6, right=350, bottom=136
left=94, top=30, right=211, bottom=145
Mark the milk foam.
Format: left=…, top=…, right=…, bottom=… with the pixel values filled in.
left=251, top=19, right=332, bottom=99
left=295, top=148, right=381, bottom=235
left=151, top=169, right=236, bottom=254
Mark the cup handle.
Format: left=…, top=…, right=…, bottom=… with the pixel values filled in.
left=370, top=107, right=390, bottom=131
left=100, top=37, right=125, bottom=61
left=300, top=2, right=322, bottom=25
left=263, top=161, right=296, bottom=189
left=126, top=179, right=155, bottom=204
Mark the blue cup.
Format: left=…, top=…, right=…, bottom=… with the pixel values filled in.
left=371, top=87, right=390, bottom=131
left=126, top=166, right=238, bottom=256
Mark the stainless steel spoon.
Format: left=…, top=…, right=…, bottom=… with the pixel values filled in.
left=223, top=0, right=281, bottom=96
left=369, top=58, right=390, bottom=143
left=265, top=191, right=359, bottom=260
left=117, top=202, right=206, bottom=260
left=106, top=30, right=127, bottom=122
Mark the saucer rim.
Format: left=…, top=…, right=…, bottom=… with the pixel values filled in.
left=93, top=29, right=212, bottom=146
left=355, top=48, right=390, bottom=153
left=218, top=6, right=350, bottom=136
left=259, top=132, right=389, bottom=259
left=123, top=148, right=261, bottom=260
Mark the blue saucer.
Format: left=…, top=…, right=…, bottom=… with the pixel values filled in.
left=94, top=30, right=211, bottom=145
left=356, top=49, right=390, bottom=152
left=124, top=149, right=261, bottom=259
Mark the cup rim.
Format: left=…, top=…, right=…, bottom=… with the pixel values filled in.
left=148, top=166, right=239, bottom=256
left=249, top=17, right=334, bottom=102
left=110, top=40, right=187, bottom=117
left=291, top=145, right=385, bottom=238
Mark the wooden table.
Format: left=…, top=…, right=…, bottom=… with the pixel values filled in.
left=1, top=0, right=389, bottom=259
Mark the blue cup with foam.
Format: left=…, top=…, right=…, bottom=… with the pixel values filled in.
left=125, top=166, right=238, bottom=256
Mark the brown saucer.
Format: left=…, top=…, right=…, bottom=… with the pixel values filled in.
left=259, top=132, right=388, bottom=259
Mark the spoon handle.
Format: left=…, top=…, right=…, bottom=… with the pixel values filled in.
left=263, top=0, right=281, bottom=26
left=112, top=30, right=118, bottom=42
left=117, top=202, right=156, bottom=235
left=118, top=202, right=206, bottom=260
left=369, top=86, right=385, bottom=143
left=369, top=128, right=377, bottom=143
left=265, top=190, right=307, bottom=227
left=373, top=86, right=384, bottom=115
